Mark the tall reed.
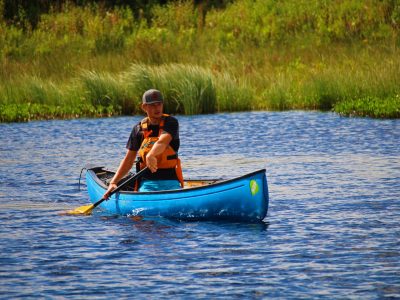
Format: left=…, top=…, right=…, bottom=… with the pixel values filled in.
left=123, top=64, right=217, bottom=115
left=0, top=63, right=253, bottom=121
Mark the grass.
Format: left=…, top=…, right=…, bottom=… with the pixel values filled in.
left=0, top=63, right=250, bottom=121
left=334, top=95, right=400, bottom=118
left=0, top=0, right=399, bottom=122
left=122, top=63, right=218, bottom=115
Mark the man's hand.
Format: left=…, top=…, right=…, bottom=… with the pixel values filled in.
left=146, top=155, right=158, bottom=173
left=103, top=182, right=117, bottom=200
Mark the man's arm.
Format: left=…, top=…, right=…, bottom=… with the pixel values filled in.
left=103, top=149, right=137, bottom=198
left=110, top=149, right=137, bottom=184
left=146, top=132, right=172, bottom=173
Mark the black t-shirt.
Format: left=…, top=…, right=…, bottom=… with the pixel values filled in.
left=126, top=115, right=180, bottom=180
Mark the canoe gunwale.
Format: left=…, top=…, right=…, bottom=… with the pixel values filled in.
left=86, top=167, right=267, bottom=196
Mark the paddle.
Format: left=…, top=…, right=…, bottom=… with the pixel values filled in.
left=66, top=167, right=148, bottom=215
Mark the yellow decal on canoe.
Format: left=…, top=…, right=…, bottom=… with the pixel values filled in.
left=250, top=180, right=259, bottom=196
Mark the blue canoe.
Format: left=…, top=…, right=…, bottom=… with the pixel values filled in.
left=85, top=167, right=269, bottom=222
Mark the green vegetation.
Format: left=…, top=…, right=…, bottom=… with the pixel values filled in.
left=1, top=0, right=399, bottom=122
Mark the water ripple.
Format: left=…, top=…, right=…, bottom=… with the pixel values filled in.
left=0, top=112, right=399, bottom=299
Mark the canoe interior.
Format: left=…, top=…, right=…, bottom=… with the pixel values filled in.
left=93, top=167, right=222, bottom=191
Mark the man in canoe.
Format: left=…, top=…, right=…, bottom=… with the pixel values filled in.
left=103, top=89, right=183, bottom=197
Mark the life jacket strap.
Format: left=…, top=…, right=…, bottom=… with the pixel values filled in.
left=140, top=114, right=169, bottom=138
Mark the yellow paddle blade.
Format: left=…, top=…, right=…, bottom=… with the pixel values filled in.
left=65, top=204, right=95, bottom=215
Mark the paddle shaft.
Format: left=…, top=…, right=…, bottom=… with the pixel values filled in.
left=91, top=167, right=149, bottom=210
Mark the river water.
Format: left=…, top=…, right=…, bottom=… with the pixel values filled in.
left=0, top=111, right=399, bottom=299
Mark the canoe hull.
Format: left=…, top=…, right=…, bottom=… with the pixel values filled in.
left=86, top=168, right=269, bottom=222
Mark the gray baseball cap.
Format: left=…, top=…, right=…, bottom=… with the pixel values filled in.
left=142, top=89, right=164, bottom=104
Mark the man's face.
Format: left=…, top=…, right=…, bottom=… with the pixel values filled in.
left=142, top=102, right=163, bottom=119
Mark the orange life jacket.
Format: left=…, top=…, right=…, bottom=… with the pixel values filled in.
left=137, top=114, right=184, bottom=187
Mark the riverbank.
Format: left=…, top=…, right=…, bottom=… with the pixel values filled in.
left=1, top=0, right=399, bottom=122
